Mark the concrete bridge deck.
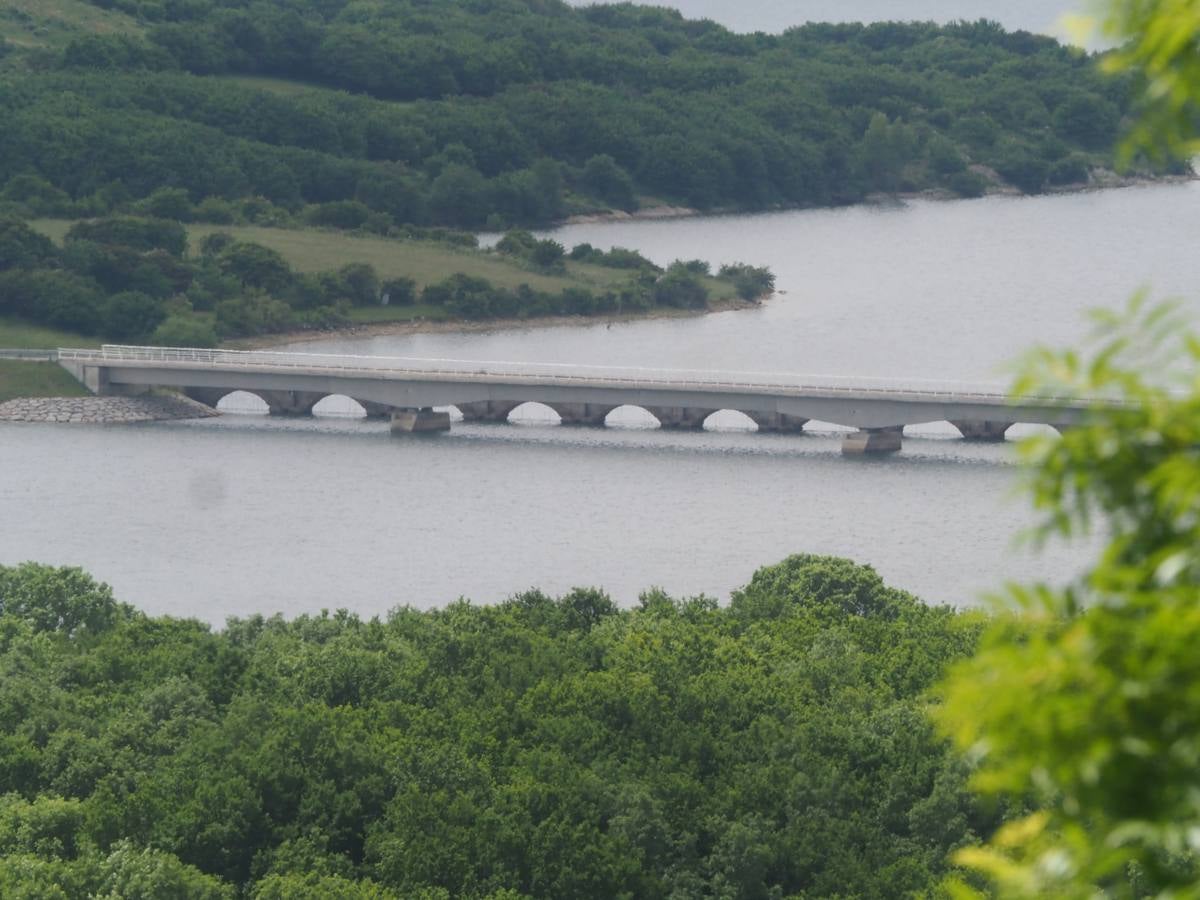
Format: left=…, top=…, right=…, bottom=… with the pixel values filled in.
left=58, top=345, right=1097, bottom=454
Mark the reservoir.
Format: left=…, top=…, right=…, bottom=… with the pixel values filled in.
left=3, top=183, right=1197, bottom=624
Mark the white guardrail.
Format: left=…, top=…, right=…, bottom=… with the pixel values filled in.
left=56, top=345, right=1087, bottom=406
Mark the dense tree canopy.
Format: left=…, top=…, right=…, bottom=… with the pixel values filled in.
left=0, top=556, right=990, bottom=898
left=0, top=1, right=1179, bottom=230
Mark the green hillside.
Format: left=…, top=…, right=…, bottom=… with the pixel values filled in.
left=0, top=0, right=1182, bottom=234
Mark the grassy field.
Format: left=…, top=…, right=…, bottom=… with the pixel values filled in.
left=0, top=359, right=90, bottom=402
left=31, top=220, right=737, bottom=301
left=187, top=224, right=639, bottom=293
left=0, top=0, right=139, bottom=56
left=0, top=317, right=99, bottom=350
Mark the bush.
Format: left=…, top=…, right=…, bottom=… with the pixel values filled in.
left=149, top=315, right=219, bottom=348
left=1, top=175, right=74, bottom=217
left=0, top=219, right=59, bottom=271
left=380, top=277, right=417, bottom=306
left=580, top=154, right=638, bottom=210
left=102, top=291, right=167, bottom=341
left=1047, top=154, right=1090, bottom=186
left=305, top=201, right=372, bottom=231
left=0, top=268, right=105, bottom=334
left=495, top=229, right=538, bottom=258
left=214, top=294, right=293, bottom=337
left=654, top=268, right=708, bottom=309
left=194, top=197, right=237, bottom=225
left=947, top=170, right=989, bottom=198
left=135, top=187, right=193, bottom=222
left=218, top=242, right=293, bottom=293
left=529, top=239, right=565, bottom=269
left=337, top=263, right=379, bottom=306
left=66, top=217, right=188, bottom=257
left=718, top=262, right=775, bottom=300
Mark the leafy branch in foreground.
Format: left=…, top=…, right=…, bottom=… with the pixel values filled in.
left=937, top=296, right=1200, bottom=898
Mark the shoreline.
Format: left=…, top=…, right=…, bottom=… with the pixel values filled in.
left=560, top=169, right=1198, bottom=226
left=0, top=394, right=219, bottom=424
left=254, top=172, right=1196, bottom=350
left=246, top=295, right=764, bottom=350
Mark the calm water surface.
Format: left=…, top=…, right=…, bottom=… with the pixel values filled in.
left=5, top=184, right=1196, bottom=623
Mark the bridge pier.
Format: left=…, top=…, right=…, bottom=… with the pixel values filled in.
left=390, top=408, right=451, bottom=434
left=747, top=412, right=810, bottom=434
left=842, top=427, right=903, bottom=456
left=550, top=403, right=615, bottom=427
left=457, top=401, right=520, bottom=424
left=952, top=420, right=1013, bottom=442
left=646, top=406, right=716, bottom=430
left=358, top=400, right=396, bottom=419
left=259, top=390, right=323, bottom=417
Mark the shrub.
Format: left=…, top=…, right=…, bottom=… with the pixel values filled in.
left=66, top=217, right=188, bottom=257
left=380, top=277, right=417, bottom=306
left=102, top=291, right=167, bottom=341
left=305, top=201, right=372, bottom=231
left=947, top=170, right=989, bottom=198
left=149, top=315, right=219, bottom=348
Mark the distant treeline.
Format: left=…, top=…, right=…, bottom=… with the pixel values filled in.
left=0, top=217, right=769, bottom=344
left=0, top=555, right=995, bottom=898
left=0, top=1, right=1180, bottom=230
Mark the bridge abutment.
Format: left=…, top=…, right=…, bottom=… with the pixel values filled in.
left=183, top=387, right=230, bottom=409
left=842, top=427, right=903, bottom=456
left=550, top=403, right=615, bottom=427
left=952, top=420, right=1013, bottom=442
left=747, top=412, right=810, bottom=434
left=458, top=401, right=520, bottom=424
left=390, top=407, right=451, bottom=434
left=646, top=406, right=716, bottom=430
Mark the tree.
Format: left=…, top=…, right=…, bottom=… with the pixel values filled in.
left=856, top=113, right=917, bottom=193
left=0, top=563, right=127, bottom=636
left=150, top=315, right=219, bottom=348
left=0, top=220, right=58, bottom=271
left=580, top=154, right=637, bottom=211
left=1094, top=0, right=1200, bottom=162
left=103, top=291, right=168, bottom=341
left=937, top=3, right=1200, bottom=895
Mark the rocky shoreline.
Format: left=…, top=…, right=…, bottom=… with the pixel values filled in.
left=0, top=394, right=219, bottom=424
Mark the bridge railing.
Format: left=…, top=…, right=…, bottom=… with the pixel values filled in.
left=57, top=344, right=1091, bottom=405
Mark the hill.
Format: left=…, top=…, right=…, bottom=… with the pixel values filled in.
left=0, top=0, right=1183, bottom=233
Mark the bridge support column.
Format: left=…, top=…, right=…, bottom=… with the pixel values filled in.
left=458, top=401, right=520, bottom=424
left=358, top=401, right=396, bottom=419
left=550, top=403, right=614, bottom=427
left=390, top=407, right=451, bottom=434
left=842, top=427, right=903, bottom=456
left=952, top=420, right=1013, bottom=442
left=747, top=412, right=810, bottom=434
left=646, top=406, right=716, bottom=430
left=259, top=390, right=323, bottom=417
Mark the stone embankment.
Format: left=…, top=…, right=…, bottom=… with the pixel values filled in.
left=0, top=395, right=219, bottom=424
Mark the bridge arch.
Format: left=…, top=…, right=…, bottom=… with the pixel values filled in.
left=185, top=388, right=269, bottom=415
left=508, top=401, right=563, bottom=426
left=604, top=405, right=660, bottom=430
left=312, top=395, right=368, bottom=418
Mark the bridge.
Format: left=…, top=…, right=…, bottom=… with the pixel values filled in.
left=58, top=346, right=1094, bottom=455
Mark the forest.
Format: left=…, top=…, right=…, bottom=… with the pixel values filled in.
left=0, top=556, right=992, bottom=898
left=0, top=0, right=1178, bottom=233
